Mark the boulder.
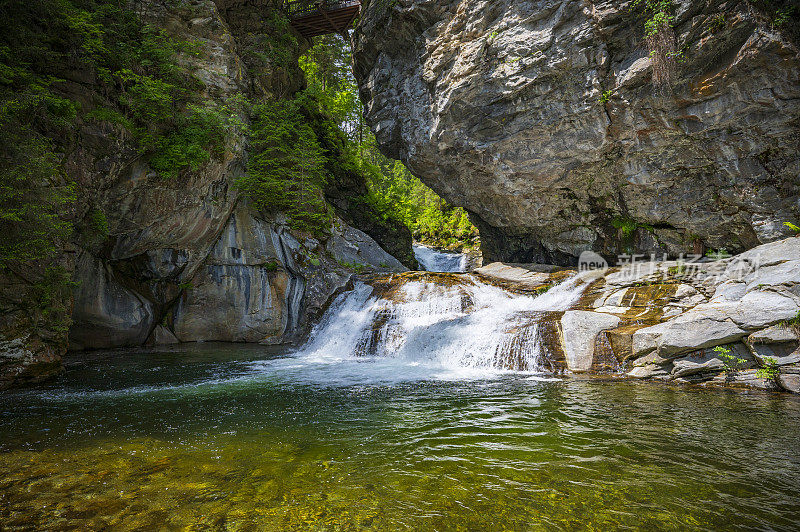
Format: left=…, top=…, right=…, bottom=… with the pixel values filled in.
left=627, top=364, right=670, bottom=379
left=560, top=311, right=621, bottom=372
left=473, top=263, right=554, bottom=290
left=146, top=326, right=180, bottom=346
left=778, top=370, right=800, bottom=394
left=671, top=358, right=724, bottom=379
left=748, top=325, right=799, bottom=344
left=631, top=289, right=800, bottom=359
left=632, top=314, right=746, bottom=359
left=718, top=291, right=800, bottom=330
left=326, top=225, right=407, bottom=272
left=670, top=344, right=753, bottom=379
left=751, top=349, right=800, bottom=367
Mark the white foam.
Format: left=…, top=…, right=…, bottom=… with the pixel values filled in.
left=413, top=244, right=467, bottom=272
left=252, top=273, right=587, bottom=384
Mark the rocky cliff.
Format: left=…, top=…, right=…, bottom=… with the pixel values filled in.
left=353, top=0, right=800, bottom=264
left=0, top=0, right=413, bottom=389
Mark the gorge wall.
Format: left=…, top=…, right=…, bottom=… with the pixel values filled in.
left=353, top=0, right=800, bottom=264
left=0, top=0, right=414, bottom=389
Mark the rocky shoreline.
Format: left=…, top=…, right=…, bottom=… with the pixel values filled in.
left=475, top=237, right=800, bottom=394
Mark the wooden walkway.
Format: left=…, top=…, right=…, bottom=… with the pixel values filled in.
left=285, top=0, right=361, bottom=38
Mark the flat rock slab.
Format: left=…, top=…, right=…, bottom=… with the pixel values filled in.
left=748, top=325, right=799, bottom=344
left=474, top=262, right=569, bottom=290
left=672, top=358, right=724, bottom=378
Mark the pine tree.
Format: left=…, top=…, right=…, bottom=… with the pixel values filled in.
left=237, top=98, right=329, bottom=233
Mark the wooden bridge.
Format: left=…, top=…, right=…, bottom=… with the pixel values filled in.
left=285, top=0, right=362, bottom=38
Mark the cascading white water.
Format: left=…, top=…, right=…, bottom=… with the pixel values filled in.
left=413, top=244, right=467, bottom=272
left=285, top=273, right=587, bottom=380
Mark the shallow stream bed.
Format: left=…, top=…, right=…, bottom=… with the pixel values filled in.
left=1, top=343, right=799, bottom=530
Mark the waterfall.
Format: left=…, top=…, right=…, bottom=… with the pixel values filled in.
left=289, top=273, right=587, bottom=379
left=413, top=244, right=467, bottom=272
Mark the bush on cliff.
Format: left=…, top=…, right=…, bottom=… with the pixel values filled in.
left=236, top=95, right=332, bottom=235
left=0, top=0, right=243, bottom=338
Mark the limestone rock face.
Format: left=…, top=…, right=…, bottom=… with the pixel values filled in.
left=354, top=0, right=800, bottom=263
left=72, top=0, right=409, bottom=350
left=172, top=209, right=294, bottom=344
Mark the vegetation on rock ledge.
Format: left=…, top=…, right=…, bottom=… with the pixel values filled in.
left=299, top=35, right=479, bottom=251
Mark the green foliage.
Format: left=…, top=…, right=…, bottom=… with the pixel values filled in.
left=300, top=35, right=361, bottom=142
left=0, top=3, right=81, bottom=265
left=533, top=285, right=552, bottom=296
left=705, top=248, right=731, bottom=260
left=611, top=216, right=653, bottom=239
left=0, top=0, right=248, bottom=338
left=30, top=266, right=78, bottom=334
left=631, top=0, right=677, bottom=87
left=784, top=221, right=800, bottom=233
left=599, top=90, right=612, bottom=104
left=612, top=218, right=637, bottom=238
left=89, top=209, right=109, bottom=238
left=104, top=35, right=239, bottom=178
left=644, top=6, right=674, bottom=37
left=337, top=259, right=368, bottom=273
left=632, top=0, right=674, bottom=36
left=259, top=11, right=299, bottom=70
left=772, top=5, right=799, bottom=26
left=298, top=34, right=478, bottom=250
left=236, top=95, right=331, bottom=234
left=714, top=345, right=747, bottom=377
left=0, top=1, right=88, bottom=336
left=755, top=357, right=780, bottom=382
left=240, top=10, right=299, bottom=94
left=783, top=310, right=800, bottom=328
left=360, top=151, right=478, bottom=249
left=747, top=0, right=799, bottom=40
left=668, top=264, right=687, bottom=277
left=707, top=14, right=726, bottom=34
left=3, top=0, right=240, bottom=181
left=65, top=2, right=236, bottom=178
left=0, top=134, right=76, bottom=264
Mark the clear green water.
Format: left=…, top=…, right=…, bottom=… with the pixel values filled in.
left=1, top=343, right=799, bottom=530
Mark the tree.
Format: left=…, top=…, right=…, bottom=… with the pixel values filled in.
left=236, top=97, right=329, bottom=233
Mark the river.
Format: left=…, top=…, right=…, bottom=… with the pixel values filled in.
left=413, top=243, right=467, bottom=273
left=1, top=274, right=799, bottom=529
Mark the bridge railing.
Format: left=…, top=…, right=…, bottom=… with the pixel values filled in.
left=284, top=0, right=361, bottom=18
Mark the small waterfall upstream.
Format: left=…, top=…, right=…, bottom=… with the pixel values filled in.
left=288, top=273, right=587, bottom=379
left=413, top=244, right=467, bottom=273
